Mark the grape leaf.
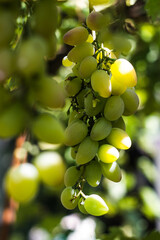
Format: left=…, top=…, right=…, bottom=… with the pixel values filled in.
left=145, top=0, right=160, bottom=21
left=142, top=231, right=160, bottom=240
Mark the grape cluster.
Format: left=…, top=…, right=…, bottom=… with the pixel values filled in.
left=61, top=11, right=139, bottom=216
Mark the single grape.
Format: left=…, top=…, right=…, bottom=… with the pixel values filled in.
left=91, top=70, right=111, bottom=98
left=45, top=33, right=57, bottom=60
left=65, top=77, right=81, bottom=97
left=84, top=92, right=105, bottom=117
left=77, top=88, right=89, bottom=108
left=32, top=113, right=65, bottom=144
left=90, top=117, right=112, bottom=141
left=63, top=26, right=89, bottom=46
left=70, top=145, right=79, bottom=159
left=76, top=136, right=99, bottom=165
left=33, top=151, right=66, bottom=187
left=67, top=42, right=94, bottom=63
left=107, top=128, right=131, bottom=150
left=98, top=144, right=119, bottom=163
left=68, top=109, right=84, bottom=125
left=112, top=117, right=126, bottom=130
left=62, top=56, right=73, bottom=67
left=84, top=194, right=109, bottom=216
left=5, top=163, right=39, bottom=203
left=100, top=161, right=122, bottom=182
left=111, top=58, right=137, bottom=88
left=86, top=34, right=94, bottom=43
left=79, top=56, right=97, bottom=79
left=61, top=187, right=79, bottom=210
left=104, top=96, right=124, bottom=121
left=111, top=76, right=127, bottom=96
left=64, top=119, right=88, bottom=146
left=64, top=166, right=82, bottom=187
left=86, top=11, right=105, bottom=31
left=78, top=198, right=88, bottom=214
left=84, top=160, right=102, bottom=187
left=121, top=88, right=139, bottom=116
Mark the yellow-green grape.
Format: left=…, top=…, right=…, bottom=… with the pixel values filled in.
left=5, top=163, right=39, bottom=203
left=76, top=137, right=99, bottom=165
left=0, top=48, right=13, bottom=82
left=0, top=103, right=27, bottom=138
left=63, top=26, right=89, bottom=46
left=64, top=119, right=88, bottom=146
left=84, top=194, right=109, bottom=216
left=90, top=117, right=112, bottom=141
left=77, top=88, right=89, bottom=108
left=121, top=88, right=139, bottom=116
left=67, top=42, right=94, bottom=63
left=111, top=76, right=127, bottom=96
left=104, top=96, right=124, bottom=121
left=91, top=70, right=111, bottom=98
left=98, top=144, right=119, bottom=163
left=84, top=92, right=105, bottom=117
left=78, top=198, right=88, bottom=214
left=79, top=56, right=97, bottom=79
left=112, top=34, right=132, bottom=56
left=62, top=56, right=73, bottom=67
left=72, top=63, right=81, bottom=77
left=64, top=166, right=82, bottom=187
left=32, top=0, right=58, bottom=37
left=111, top=59, right=137, bottom=88
left=34, top=76, right=65, bottom=109
left=100, top=161, right=122, bottom=182
left=65, top=77, right=81, bottom=97
left=86, top=11, right=105, bottom=31
left=112, top=117, right=126, bottom=131
left=61, top=187, right=79, bottom=210
left=0, top=10, right=15, bottom=47
left=71, top=145, right=79, bottom=159
left=45, top=33, right=57, bottom=60
left=16, top=37, right=46, bottom=76
left=86, top=34, right=94, bottom=43
left=68, top=109, right=84, bottom=125
left=107, top=128, right=131, bottom=150
left=32, top=113, right=65, bottom=144
left=33, top=151, right=66, bottom=187
left=84, top=160, right=102, bottom=187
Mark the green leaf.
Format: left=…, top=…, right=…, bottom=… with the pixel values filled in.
left=143, top=231, right=160, bottom=240
left=145, top=0, right=160, bottom=21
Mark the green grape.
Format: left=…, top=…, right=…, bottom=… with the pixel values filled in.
left=0, top=10, right=15, bottom=47
left=86, top=11, right=105, bottom=31
left=45, top=33, right=57, bottom=60
left=111, top=76, right=127, bottom=96
left=32, top=113, right=65, bottom=144
left=0, top=103, right=27, bottom=138
left=0, top=48, right=13, bottom=82
left=62, top=56, right=73, bottom=67
left=67, top=42, right=94, bottom=63
left=64, top=119, right=88, bottom=146
left=79, top=56, right=97, bottom=79
left=63, top=26, right=89, bottom=46
left=107, top=128, right=131, bottom=150
left=65, top=77, right=81, bottom=97
left=112, top=34, right=132, bottom=56
left=68, top=109, right=84, bottom=125
left=111, top=59, right=137, bottom=88
left=90, top=117, right=112, bottom=141
left=5, top=163, right=39, bottom=203
left=86, top=34, right=94, bottom=43
left=91, top=70, right=111, bottom=98
left=98, top=144, right=119, bottom=163
left=16, top=37, right=46, bottom=76
left=34, top=76, right=65, bottom=109
left=78, top=198, right=88, bottom=214
left=84, top=160, right=102, bottom=187
left=76, top=136, right=99, bottom=165
left=100, top=161, right=122, bottom=182
left=70, top=145, right=79, bottom=159
left=64, top=166, right=82, bottom=187
left=112, top=117, right=126, bottom=130
left=84, top=194, right=109, bottom=216
left=104, top=96, right=124, bottom=121
left=77, top=88, right=89, bottom=108
left=72, top=63, right=81, bottom=77
left=84, top=92, right=105, bottom=117
left=31, top=0, right=58, bottom=37
left=61, top=187, right=79, bottom=210
left=33, top=151, right=66, bottom=187
left=121, top=88, right=139, bottom=116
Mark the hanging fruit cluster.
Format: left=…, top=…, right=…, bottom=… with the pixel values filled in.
left=61, top=11, right=139, bottom=216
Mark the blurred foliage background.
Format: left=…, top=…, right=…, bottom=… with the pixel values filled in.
left=1, top=0, right=160, bottom=239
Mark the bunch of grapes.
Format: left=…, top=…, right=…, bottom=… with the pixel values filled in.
left=61, top=11, right=139, bottom=216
